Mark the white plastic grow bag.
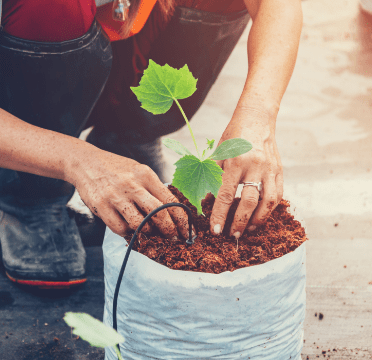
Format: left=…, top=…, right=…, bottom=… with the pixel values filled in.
left=103, top=226, right=306, bottom=360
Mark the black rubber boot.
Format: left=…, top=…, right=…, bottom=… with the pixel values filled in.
left=0, top=170, right=86, bottom=288
left=0, top=195, right=86, bottom=288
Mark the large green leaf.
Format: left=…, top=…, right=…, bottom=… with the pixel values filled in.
left=210, top=138, right=252, bottom=161
left=172, top=155, right=223, bottom=214
left=162, top=138, right=192, bottom=156
left=130, top=60, right=198, bottom=115
left=64, top=312, right=124, bottom=348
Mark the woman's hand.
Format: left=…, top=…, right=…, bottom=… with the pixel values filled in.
left=210, top=107, right=283, bottom=239
left=208, top=0, right=302, bottom=239
left=67, top=146, right=191, bottom=239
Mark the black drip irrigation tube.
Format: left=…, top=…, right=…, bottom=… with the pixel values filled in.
left=112, top=203, right=197, bottom=357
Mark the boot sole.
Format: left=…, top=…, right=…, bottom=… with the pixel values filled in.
left=6, top=272, right=87, bottom=289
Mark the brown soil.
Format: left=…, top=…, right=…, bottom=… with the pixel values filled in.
left=132, top=185, right=307, bottom=274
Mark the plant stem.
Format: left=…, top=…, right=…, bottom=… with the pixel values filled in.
left=174, top=98, right=200, bottom=159
left=114, top=345, right=124, bottom=360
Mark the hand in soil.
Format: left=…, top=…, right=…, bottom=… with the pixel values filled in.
left=134, top=186, right=306, bottom=274
left=67, top=147, right=190, bottom=239
left=210, top=107, right=283, bottom=238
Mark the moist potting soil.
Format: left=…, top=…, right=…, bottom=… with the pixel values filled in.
left=132, top=185, right=307, bottom=274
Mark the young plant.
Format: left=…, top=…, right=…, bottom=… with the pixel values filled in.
left=64, top=312, right=124, bottom=360
left=63, top=62, right=253, bottom=360
left=131, top=60, right=252, bottom=214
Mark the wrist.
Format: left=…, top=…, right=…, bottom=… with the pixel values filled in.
left=232, top=102, right=278, bottom=136
left=63, top=140, right=99, bottom=187
left=237, top=79, right=281, bottom=122
left=237, top=98, right=279, bottom=120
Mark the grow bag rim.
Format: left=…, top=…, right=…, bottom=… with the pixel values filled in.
left=103, top=228, right=306, bottom=288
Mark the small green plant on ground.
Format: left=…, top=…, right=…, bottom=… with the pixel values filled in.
left=63, top=61, right=252, bottom=359
left=64, top=312, right=124, bottom=360
left=131, top=60, right=252, bottom=214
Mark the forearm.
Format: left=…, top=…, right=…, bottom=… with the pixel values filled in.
left=0, top=108, right=94, bottom=183
left=240, top=0, right=303, bottom=120
left=211, top=0, right=299, bottom=233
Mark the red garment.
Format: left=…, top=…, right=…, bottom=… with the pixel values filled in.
left=2, top=0, right=96, bottom=42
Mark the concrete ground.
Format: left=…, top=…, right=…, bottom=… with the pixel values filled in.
left=1, top=0, right=372, bottom=359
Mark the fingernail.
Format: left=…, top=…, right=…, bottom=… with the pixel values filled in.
left=233, top=231, right=241, bottom=240
left=248, top=225, right=256, bottom=232
left=214, top=224, right=221, bottom=234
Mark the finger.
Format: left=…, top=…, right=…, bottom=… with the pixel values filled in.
left=276, top=172, right=284, bottom=204
left=133, top=190, right=178, bottom=239
left=117, top=202, right=152, bottom=234
left=229, top=182, right=260, bottom=238
left=249, top=175, right=278, bottom=229
left=210, top=171, right=240, bottom=235
left=147, top=181, right=193, bottom=240
left=95, top=205, right=131, bottom=237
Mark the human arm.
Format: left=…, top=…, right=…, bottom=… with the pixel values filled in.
left=210, top=0, right=303, bottom=238
left=0, top=108, right=190, bottom=238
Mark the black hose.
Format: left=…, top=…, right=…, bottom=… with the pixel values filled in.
left=112, top=203, right=197, bottom=357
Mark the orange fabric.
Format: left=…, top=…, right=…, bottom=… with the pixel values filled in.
left=96, top=0, right=158, bottom=41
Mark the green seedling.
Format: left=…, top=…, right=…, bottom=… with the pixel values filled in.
left=64, top=312, right=124, bottom=360
left=63, top=61, right=253, bottom=360
left=131, top=60, right=252, bottom=214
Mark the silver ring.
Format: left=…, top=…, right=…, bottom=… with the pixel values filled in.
left=242, top=182, right=262, bottom=191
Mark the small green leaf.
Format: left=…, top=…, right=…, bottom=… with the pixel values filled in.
left=206, top=138, right=215, bottom=151
left=172, top=155, right=223, bottom=214
left=64, top=312, right=124, bottom=348
left=210, top=138, right=252, bottom=161
left=162, top=138, right=192, bottom=156
left=201, top=138, right=215, bottom=159
left=131, top=60, right=198, bottom=115
left=202, top=138, right=216, bottom=159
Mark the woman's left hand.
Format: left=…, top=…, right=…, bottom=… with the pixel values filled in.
left=207, top=0, right=302, bottom=238
left=210, top=107, right=283, bottom=239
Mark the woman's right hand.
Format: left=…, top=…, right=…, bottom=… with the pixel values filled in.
left=0, top=111, right=189, bottom=239
left=66, top=145, right=191, bottom=239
